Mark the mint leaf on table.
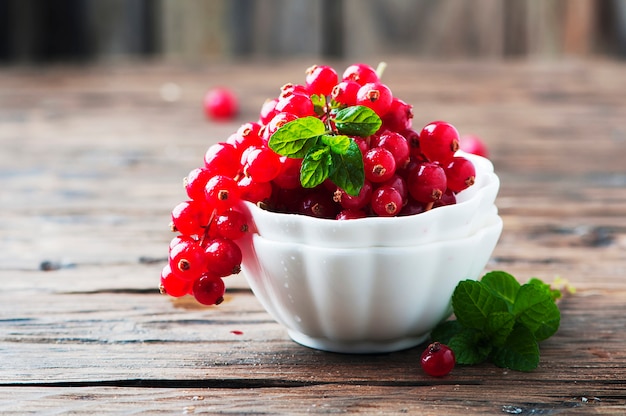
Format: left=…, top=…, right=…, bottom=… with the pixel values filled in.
left=527, top=277, right=562, bottom=301
left=512, top=284, right=561, bottom=342
left=451, top=280, right=509, bottom=330
left=481, top=270, right=521, bottom=308
left=333, top=105, right=382, bottom=137
left=491, top=324, right=540, bottom=372
left=448, top=327, right=492, bottom=365
left=431, top=271, right=561, bottom=372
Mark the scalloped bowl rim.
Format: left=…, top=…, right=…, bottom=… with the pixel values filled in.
left=242, top=151, right=499, bottom=247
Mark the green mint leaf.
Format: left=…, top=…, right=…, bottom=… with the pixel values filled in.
left=329, top=140, right=365, bottom=196
left=491, top=324, right=540, bottom=372
left=430, top=320, right=462, bottom=345
left=268, top=117, right=326, bottom=158
left=481, top=270, right=521, bottom=310
left=333, top=105, right=382, bottom=137
left=448, top=328, right=492, bottom=365
left=300, top=145, right=332, bottom=189
left=512, top=284, right=561, bottom=342
left=320, top=134, right=352, bottom=155
left=310, top=94, right=327, bottom=117
left=451, top=280, right=509, bottom=331
left=528, top=277, right=562, bottom=301
left=486, top=311, right=516, bottom=347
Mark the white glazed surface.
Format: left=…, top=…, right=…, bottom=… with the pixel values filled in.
left=240, top=214, right=503, bottom=353
left=241, top=152, right=499, bottom=248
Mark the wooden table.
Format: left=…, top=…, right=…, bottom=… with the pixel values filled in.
left=1, top=58, right=625, bottom=414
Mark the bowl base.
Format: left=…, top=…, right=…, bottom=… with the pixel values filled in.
left=287, top=330, right=429, bottom=354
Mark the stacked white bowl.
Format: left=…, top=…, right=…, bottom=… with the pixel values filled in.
left=239, top=152, right=502, bottom=353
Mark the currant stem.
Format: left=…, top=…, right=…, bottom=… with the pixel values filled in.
left=375, top=62, right=388, bottom=80
left=200, top=207, right=219, bottom=247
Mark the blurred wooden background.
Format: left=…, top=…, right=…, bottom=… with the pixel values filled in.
left=1, top=0, right=626, bottom=63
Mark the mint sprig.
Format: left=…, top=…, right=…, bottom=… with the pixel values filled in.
left=268, top=105, right=381, bottom=196
left=431, top=271, right=561, bottom=372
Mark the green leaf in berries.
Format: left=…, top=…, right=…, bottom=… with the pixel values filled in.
left=300, top=145, right=333, bottom=189
left=333, top=105, right=382, bottom=137
left=268, top=116, right=325, bottom=158
left=329, top=140, right=365, bottom=196
left=320, top=134, right=352, bottom=155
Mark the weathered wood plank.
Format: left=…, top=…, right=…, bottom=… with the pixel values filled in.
left=1, top=58, right=626, bottom=414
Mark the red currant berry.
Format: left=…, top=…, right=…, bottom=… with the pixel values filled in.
left=434, top=189, right=457, bottom=208
left=227, top=123, right=264, bottom=156
left=402, top=128, right=427, bottom=161
left=205, top=175, right=241, bottom=212
left=443, top=156, right=476, bottom=193
left=169, top=238, right=208, bottom=281
left=342, top=63, right=379, bottom=86
left=275, top=92, right=315, bottom=118
left=238, top=175, right=273, bottom=204
left=184, top=167, right=213, bottom=202
left=459, top=134, right=489, bottom=158
left=381, top=98, right=413, bottom=132
left=382, top=174, right=408, bottom=204
left=273, top=156, right=303, bottom=190
left=363, top=147, right=396, bottom=183
left=420, top=342, right=455, bottom=377
left=336, top=209, right=367, bottom=220
left=407, top=162, right=447, bottom=205
left=169, top=234, right=196, bottom=251
left=263, top=112, right=299, bottom=142
left=203, top=87, right=238, bottom=121
left=333, top=180, right=373, bottom=211
left=375, top=131, right=410, bottom=168
left=259, top=98, right=279, bottom=125
left=305, top=65, right=338, bottom=96
left=170, top=200, right=211, bottom=237
left=192, top=273, right=226, bottom=306
left=399, top=198, right=425, bottom=216
left=204, top=142, right=240, bottom=178
left=356, top=82, right=393, bottom=116
left=204, top=238, right=242, bottom=277
left=371, top=185, right=403, bottom=217
left=352, top=136, right=369, bottom=156
left=270, top=187, right=307, bottom=214
left=298, top=191, right=338, bottom=219
left=209, top=209, right=249, bottom=240
left=160, top=264, right=191, bottom=297
left=330, top=80, right=360, bottom=106
left=280, top=83, right=309, bottom=97
left=419, top=121, right=460, bottom=163
left=243, top=146, right=282, bottom=183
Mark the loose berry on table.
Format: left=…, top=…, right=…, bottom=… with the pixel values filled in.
left=420, top=342, right=456, bottom=377
left=204, top=87, right=238, bottom=121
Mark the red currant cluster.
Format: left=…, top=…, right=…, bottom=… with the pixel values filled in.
left=160, top=62, right=478, bottom=305
left=257, top=63, right=476, bottom=219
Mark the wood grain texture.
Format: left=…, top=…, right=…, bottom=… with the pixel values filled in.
left=1, top=58, right=625, bottom=414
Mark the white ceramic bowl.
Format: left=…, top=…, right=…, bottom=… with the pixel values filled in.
left=239, top=214, right=503, bottom=353
left=241, top=152, right=499, bottom=248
